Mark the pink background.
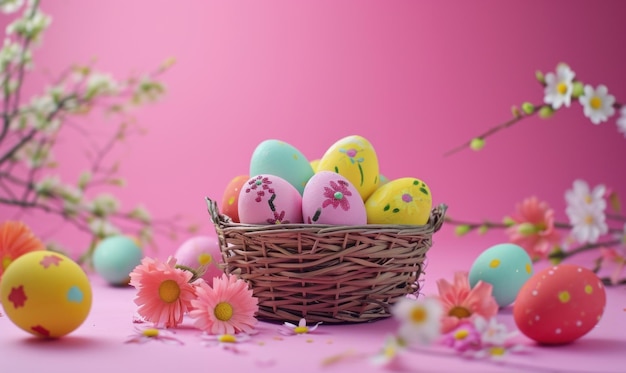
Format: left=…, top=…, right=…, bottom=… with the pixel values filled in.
left=2, top=0, right=626, bottom=260
left=2, top=2, right=626, bottom=372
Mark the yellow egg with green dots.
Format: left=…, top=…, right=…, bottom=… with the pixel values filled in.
left=0, top=251, right=92, bottom=338
left=468, top=243, right=534, bottom=307
left=364, top=177, right=432, bottom=225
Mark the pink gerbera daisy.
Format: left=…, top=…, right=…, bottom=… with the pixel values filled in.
left=0, top=221, right=45, bottom=279
left=189, top=273, right=258, bottom=335
left=130, top=256, right=198, bottom=328
left=436, top=272, right=498, bottom=333
left=506, top=196, right=561, bottom=260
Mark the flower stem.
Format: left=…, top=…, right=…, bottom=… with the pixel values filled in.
left=443, top=103, right=543, bottom=157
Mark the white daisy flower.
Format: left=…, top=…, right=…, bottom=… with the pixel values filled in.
left=566, top=204, right=608, bottom=244
left=473, top=316, right=516, bottom=346
left=391, top=296, right=443, bottom=346
left=543, top=64, right=576, bottom=109
left=579, top=84, right=616, bottom=125
left=565, top=179, right=606, bottom=211
left=617, top=106, right=626, bottom=138
left=370, top=334, right=407, bottom=366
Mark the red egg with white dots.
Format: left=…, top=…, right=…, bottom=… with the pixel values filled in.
left=513, top=264, right=606, bottom=345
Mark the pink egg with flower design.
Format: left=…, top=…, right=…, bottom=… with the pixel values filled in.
left=302, top=171, right=366, bottom=225
left=238, top=174, right=303, bottom=225
left=513, top=264, right=606, bottom=345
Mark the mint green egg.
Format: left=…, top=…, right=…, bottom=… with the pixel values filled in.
left=249, top=139, right=314, bottom=195
left=468, top=243, right=534, bottom=307
left=93, top=235, right=143, bottom=286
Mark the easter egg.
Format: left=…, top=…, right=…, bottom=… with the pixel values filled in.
left=174, top=236, right=224, bottom=284
left=0, top=251, right=92, bottom=338
left=221, top=174, right=249, bottom=222
left=317, top=135, right=380, bottom=201
left=468, top=243, right=534, bottom=307
left=92, top=235, right=143, bottom=286
left=238, top=174, right=303, bottom=224
left=310, top=159, right=320, bottom=172
left=249, top=139, right=314, bottom=195
left=513, top=264, right=606, bottom=345
left=302, top=171, right=367, bottom=225
left=365, top=177, right=432, bottom=225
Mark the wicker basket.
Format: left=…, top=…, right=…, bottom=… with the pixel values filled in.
left=206, top=197, right=447, bottom=324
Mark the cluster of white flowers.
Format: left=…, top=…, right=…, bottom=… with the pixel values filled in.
left=565, top=179, right=609, bottom=244
left=543, top=64, right=623, bottom=132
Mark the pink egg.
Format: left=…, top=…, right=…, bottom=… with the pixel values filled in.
left=238, top=174, right=303, bottom=224
left=174, top=236, right=224, bottom=285
left=302, top=171, right=366, bottom=225
left=513, top=264, right=606, bottom=345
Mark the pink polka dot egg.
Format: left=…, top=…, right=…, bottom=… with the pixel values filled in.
left=174, top=236, right=224, bottom=285
left=513, top=264, right=606, bottom=345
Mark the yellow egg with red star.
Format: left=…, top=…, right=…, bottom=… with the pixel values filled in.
left=0, top=251, right=92, bottom=338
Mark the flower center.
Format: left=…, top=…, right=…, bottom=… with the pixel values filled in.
left=410, top=307, right=427, bottom=324
left=255, top=179, right=263, bottom=186
left=2, top=256, right=12, bottom=270
left=402, top=193, right=413, bottom=203
left=198, top=253, right=212, bottom=266
left=142, top=328, right=160, bottom=338
left=489, top=346, right=506, bottom=356
left=590, top=96, right=602, bottom=110
left=584, top=214, right=595, bottom=225
left=218, top=334, right=237, bottom=343
left=334, top=191, right=344, bottom=200
left=557, top=82, right=568, bottom=95
left=294, top=326, right=309, bottom=334
left=448, top=306, right=472, bottom=319
left=158, top=279, right=181, bottom=303
left=214, top=302, right=233, bottom=321
left=453, top=329, right=470, bottom=340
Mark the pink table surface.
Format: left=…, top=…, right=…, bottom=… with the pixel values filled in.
left=1, top=242, right=624, bottom=373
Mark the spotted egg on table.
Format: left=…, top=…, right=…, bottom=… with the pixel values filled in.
left=317, top=135, right=380, bottom=201
left=249, top=139, right=314, bottom=195
left=0, top=251, right=92, bottom=338
left=302, top=171, right=366, bottom=225
left=364, top=177, right=432, bottom=225
left=513, top=264, right=606, bottom=345
left=468, top=243, right=534, bottom=308
left=238, top=174, right=303, bottom=224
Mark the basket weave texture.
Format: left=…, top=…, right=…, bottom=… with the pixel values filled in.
left=206, top=197, right=447, bottom=324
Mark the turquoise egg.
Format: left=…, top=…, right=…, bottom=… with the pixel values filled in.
left=468, top=243, right=534, bottom=307
left=249, top=139, right=314, bottom=195
left=92, top=235, right=143, bottom=286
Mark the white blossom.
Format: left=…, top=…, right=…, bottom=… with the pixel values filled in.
left=88, top=193, right=120, bottom=215
left=85, top=72, right=119, bottom=97
left=543, top=64, right=576, bottom=110
left=617, top=106, right=626, bottom=138
left=579, top=84, right=616, bottom=125
left=0, top=0, right=24, bottom=14
left=88, top=218, right=120, bottom=236
left=565, top=179, right=606, bottom=211
left=392, top=296, right=443, bottom=346
left=566, top=204, right=608, bottom=244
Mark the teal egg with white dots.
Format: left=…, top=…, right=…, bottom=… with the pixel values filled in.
left=92, top=235, right=143, bottom=286
left=468, top=243, right=534, bottom=308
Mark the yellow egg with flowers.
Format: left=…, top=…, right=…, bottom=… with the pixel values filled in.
left=365, top=177, right=433, bottom=225
left=317, top=135, right=380, bottom=201
left=0, top=251, right=92, bottom=338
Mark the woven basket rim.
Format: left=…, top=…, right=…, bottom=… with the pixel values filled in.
left=206, top=197, right=448, bottom=233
